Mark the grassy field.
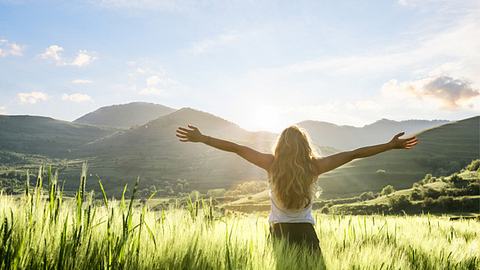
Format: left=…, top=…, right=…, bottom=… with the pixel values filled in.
left=0, top=169, right=479, bottom=269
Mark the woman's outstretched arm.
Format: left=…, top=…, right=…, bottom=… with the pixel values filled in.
left=176, top=124, right=274, bottom=171
left=314, top=132, right=418, bottom=175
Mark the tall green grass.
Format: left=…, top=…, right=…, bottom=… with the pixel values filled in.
left=0, top=165, right=478, bottom=269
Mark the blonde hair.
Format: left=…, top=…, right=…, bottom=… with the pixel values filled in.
left=268, top=126, right=318, bottom=209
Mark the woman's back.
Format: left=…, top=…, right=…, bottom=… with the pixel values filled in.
left=268, top=126, right=318, bottom=210
left=268, top=189, right=315, bottom=224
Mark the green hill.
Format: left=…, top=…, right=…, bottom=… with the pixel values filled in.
left=317, top=116, right=479, bottom=198
left=222, top=160, right=480, bottom=214
left=74, top=102, right=175, bottom=129
left=0, top=105, right=476, bottom=199
left=0, top=115, right=117, bottom=157
left=74, top=107, right=336, bottom=195
left=330, top=160, right=480, bottom=215
left=298, top=118, right=449, bottom=150
left=72, top=108, right=276, bottom=194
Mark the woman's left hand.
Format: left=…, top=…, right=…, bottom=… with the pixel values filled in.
left=389, top=132, right=419, bottom=149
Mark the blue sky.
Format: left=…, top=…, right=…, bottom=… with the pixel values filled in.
left=0, top=0, right=479, bottom=132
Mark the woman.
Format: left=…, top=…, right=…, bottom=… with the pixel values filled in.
left=175, top=124, right=418, bottom=252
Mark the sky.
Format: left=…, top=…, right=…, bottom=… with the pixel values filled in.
left=0, top=0, right=479, bottom=132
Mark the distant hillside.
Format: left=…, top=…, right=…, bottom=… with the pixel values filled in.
left=318, top=116, right=479, bottom=198
left=74, top=102, right=175, bottom=129
left=0, top=115, right=117, bottom=157
left=0, top=104, right=475, bottom=199
left=298, top=119, right=449, bottom=150
left=330, top=160, right=480, bottom=215
left=223, top=160, right=480, bottom=214
left=73, top=107, right=274, bottom=193
left=74, top=107, right=335, bottom=194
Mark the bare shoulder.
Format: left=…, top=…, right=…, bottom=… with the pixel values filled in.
left=264, top=153, right=275, bottom=160
left=312, top=157, right=325, bottom=175
left=311, top=155, right=338, bottom=175
left=262, top=153, right=275, bottom=170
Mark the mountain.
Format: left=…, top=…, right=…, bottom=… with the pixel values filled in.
left=73, top=108, right=277, bottom=193
left=0, top=104, right=476, bottom=199
left=0, top=115, right=117, bottom=157
left=298, top=119, right=449, bottom=150
left=74, top=102, right=176, bottom=129
left=317, top=116, right=479, bottom=198
left=73, top=107, right=338, bottom=194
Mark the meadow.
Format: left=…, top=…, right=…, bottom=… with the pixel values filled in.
left=0, top=166, right=479, bottom=270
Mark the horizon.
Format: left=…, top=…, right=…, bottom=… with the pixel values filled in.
left=0, top=101, right=465, bottom=133
left=1, top=0, right=479, bottom=132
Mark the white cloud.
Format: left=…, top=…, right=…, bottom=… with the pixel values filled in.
left=8, top=43, right=23, bottom=56
left=39, top=45, right=96, bottom=67
left=39, top=45, right=64, bottom=63
left=71, top=50, right=96, bottom=67
left=382, top=76, right=480, bottom=109
left=189, top=32, right=241, bottom=55
left=0, top=106, right=6, bottom=114
left=289, top=74, right=480, bottom=127
left=62, top=93, right=93, bottom=103
left=0, top=39, right=24, bottom=57
left=71, top=79, right=93, bottom=84
left=17, top=91, right=49, bottom=104
left=221, top=9, right=480, bottom=129
left=139, top=73, right=178, bottom=96
left=127, top=63, right=180, bottom=96
left=247, top=13, right=480, bottom=85
left=257, top=86, right=479, bottom=130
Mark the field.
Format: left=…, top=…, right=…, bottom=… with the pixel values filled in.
left=0, top=169, right=479, bottom=270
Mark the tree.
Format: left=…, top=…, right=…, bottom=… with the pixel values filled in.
left=207, top=188, right=226, bottom=198
left=421, top=174, right=434, bottom=184
left=410, top=187, right=424, bottom=201
left=320, top=205, right=330, bottom=214
left=466, top=159, right=480, bottom=171
left=422, top=197, right=435, bottom=208
left=190, top=190, right=201, bottom=199
left=412, top=182, right=422, bottom=188
left=359, top=191, right=375, bottom=201
left=437, top=196, right=455, bottom=210
left=423, top=187, right=442, bottom=199
left=381, top=185, right=395, bottom=196
left=388, top=195, right=411, bottom=210
left=466, top=182, right=480, bottom=195
left=224, top=181, right=268, bottom=196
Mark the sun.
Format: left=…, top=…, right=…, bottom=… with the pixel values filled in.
left=239, top=105, right=283, bottom=133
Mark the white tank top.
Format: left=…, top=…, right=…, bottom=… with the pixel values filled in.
left=268, top=190, right=315, bottom=224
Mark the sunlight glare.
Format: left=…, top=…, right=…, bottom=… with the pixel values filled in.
left=239, top=105, right=283, bottom=132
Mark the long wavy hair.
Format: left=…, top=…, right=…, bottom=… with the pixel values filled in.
left=268, top=126, right=318, bottom=209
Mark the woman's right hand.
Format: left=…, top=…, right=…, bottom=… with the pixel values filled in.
left=176, top=124, right=205, bottom=143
